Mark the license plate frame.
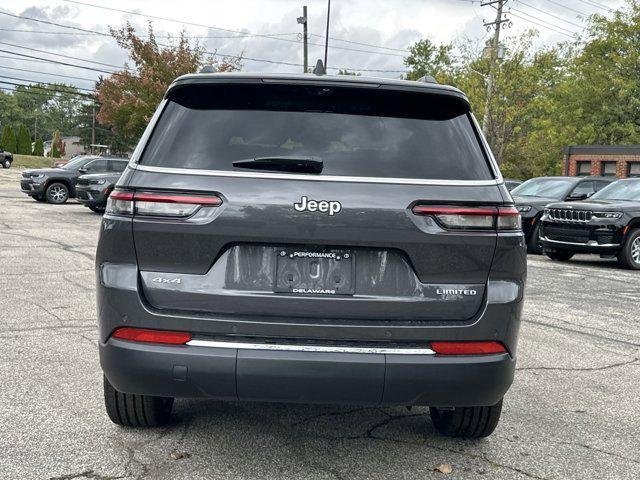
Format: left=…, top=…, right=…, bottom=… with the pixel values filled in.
left=274, top=249, right=355, bottom=295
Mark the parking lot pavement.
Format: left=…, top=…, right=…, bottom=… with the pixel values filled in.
left=0, top=167, right=638, bottom=480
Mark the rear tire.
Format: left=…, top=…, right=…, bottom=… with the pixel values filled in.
left=45, top=182, right=69, bottom=204
left=430, top=399, right=503, bottom=439
left=103, top=375, right=174, bottom=427
left=2, top=159, right=10, bottom=168
left=526, top=222, right=543, bottom=254
left=617, top=229, right=640, bottom=270
left=545, top=250, right=574, bottom=262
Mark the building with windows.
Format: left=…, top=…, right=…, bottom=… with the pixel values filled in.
left=563, top=145, right=640, bottom=178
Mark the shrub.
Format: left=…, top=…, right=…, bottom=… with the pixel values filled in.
left=1, top=124, right=17, bottom=153
left=17, top=124, right=31, bottom=155
left=33, top=137, right=44, bottom=156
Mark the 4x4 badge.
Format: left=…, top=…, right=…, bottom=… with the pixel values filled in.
left=294, top=196, right=341, bottom=216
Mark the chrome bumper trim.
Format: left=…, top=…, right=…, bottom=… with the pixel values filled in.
left=540, top=236, right=620, bottom=248
left=130, top=164, right=500, bottom=187
left=186, top=339, right=436, bottom=355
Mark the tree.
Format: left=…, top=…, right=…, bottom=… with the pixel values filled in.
left=404, top=38, right=454, bottom=82
left=1, top=124, right=17, bottom=153
left=17, top=124, right=31, bottom=155
left=33, top=137, right=44, bottom=156
left=51, top=130, right=62, bottom=158
left=97, top=23, right=242, bottom=149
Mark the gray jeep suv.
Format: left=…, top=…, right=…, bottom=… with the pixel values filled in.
left=97, top=73, right=526, bottom=438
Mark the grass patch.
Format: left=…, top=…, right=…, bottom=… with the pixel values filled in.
left=12, top=154, right=53, bottom=169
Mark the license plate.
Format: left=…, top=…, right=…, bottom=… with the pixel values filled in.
left=274, top=249, right=355, bottom=295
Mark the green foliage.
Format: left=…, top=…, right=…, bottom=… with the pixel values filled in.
left=33, top=137, right=44, bottom=156
left=97, top=23, right=241, bottom=149
left=1, top=124, right=17, bottom=153
left=51, top=130, right=61, bottom=158
left=404, top=38, right=454, bottom=82
left=16, top=124, right=31, bottom=155
left=404, top=1, right=640, bottom=180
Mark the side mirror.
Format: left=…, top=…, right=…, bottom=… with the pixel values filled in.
left=78, top=167, right=87, bottom=173
left=567, top=193, right=588, bottom=201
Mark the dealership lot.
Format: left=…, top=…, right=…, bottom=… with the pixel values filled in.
left=0, top=168, right=638, bottom=480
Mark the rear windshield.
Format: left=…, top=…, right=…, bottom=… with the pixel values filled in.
left=140, top=84, right=493, bottom=181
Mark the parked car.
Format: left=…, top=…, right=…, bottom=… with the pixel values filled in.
left=511, top=176, right=614, bottom=253
left=540, top=178, right=640, bottom=269
left=76, top=166, right=127, bottom=213
left=20, top=156, right=128, bottom=204
left=1, top=148, right=13, bottom=168
left=504, top=178, right=522, bottom=191
left=97, top=72, right=526, bottom=438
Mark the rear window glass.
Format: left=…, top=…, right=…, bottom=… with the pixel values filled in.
left=140, top=85, right=493, bottom=181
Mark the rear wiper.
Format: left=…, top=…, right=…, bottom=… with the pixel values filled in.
left=232, top=156, right=323, bottom=174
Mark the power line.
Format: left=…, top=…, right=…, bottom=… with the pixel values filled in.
left=0, top=42, right=126, bottom=70
left=1, top=11, right=406, bottom=73
left=0, top=26, right=405, bottom=57
left=0, top=65, right=97, bottom=83
left=508, top=9, right=577, bottom=36
left=0, top=11, right=111, bottom=37
left=516, top=1, right=585, bottom=29
left=0, top=50, right=116, bottom=74
left=62, top=0, right=408, bottom=56
left=0, top=75, right=95, bottom=92
left=539, top=0, right=589, bottom=17
left=575, top=0, right=613, bottom=12
left=0, top=80, right=95, bottom=98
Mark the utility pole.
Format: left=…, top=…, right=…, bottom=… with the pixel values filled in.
left=324, top=0, right=331, bottom=69
left=481, top=0, right=509, bottom=138
left=33, top=112, right=37, bottom=140
left=297, top=6, right=308, bottom=73
left=91, top=104, right=96, bottom=155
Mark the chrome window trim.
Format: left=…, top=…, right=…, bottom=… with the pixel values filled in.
left=540, top=236, right=620, bottom=248
left=186, top=339, right=436, bottom=355
left=128, top=164, right=500, bottom=187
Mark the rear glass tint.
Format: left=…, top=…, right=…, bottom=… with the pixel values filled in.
left=140, top=84, right=493, bottom=181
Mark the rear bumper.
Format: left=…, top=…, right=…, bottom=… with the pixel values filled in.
left=100, top=338, right=514, bottom=406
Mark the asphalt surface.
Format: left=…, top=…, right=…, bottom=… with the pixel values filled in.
left=1, top=167, right=639, bottom=480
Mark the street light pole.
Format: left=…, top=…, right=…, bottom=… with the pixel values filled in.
left=481, top=0, right=509, bottom=139
left=324, top=0, right=331, bottom=69
left=297, top=6, right=308, bottom=73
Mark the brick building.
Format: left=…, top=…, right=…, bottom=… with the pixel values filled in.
left=563, top=145, right=640, bottom=178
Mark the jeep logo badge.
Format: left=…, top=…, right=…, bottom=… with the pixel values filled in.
left=294, top=196, right=341, bottom=216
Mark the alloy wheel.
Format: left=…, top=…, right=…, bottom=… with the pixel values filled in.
left=50, top=186, right=67, bottom=203
left=632, top=236, right=640, bottom=265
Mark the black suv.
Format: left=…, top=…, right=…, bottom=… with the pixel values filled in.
left=97, top=73, right=526, bottom=438
left=511, top=176, right=614, bottom=253
left=540, top=178, right=640, bottom=268
left=21, top=156, right=128, bottom=204
left=76, top=162, right=128, bottom=213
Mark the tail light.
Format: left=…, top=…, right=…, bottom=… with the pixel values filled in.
left=106, top=189, right=222, bottom=217
left=412, top=205, right=521, bottom=231
left=431, top=341, right=507, bottom=355
left=111, top=327, right=191, bottom=345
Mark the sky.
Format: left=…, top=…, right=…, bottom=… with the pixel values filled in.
left=0, top=0, right=628, bottom=92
